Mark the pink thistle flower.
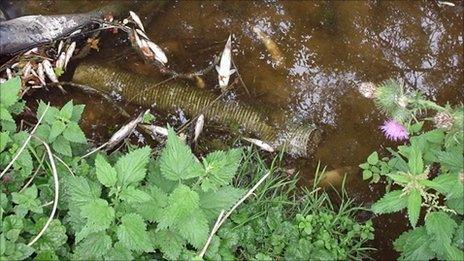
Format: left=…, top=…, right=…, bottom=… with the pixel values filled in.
left=380, top=119, right=409, bottom=141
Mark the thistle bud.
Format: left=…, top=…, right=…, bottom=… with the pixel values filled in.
left=433, top=111, right=454, bottom=130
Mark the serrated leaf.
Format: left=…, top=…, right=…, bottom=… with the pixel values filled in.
left=52, top=136, right=72, bottom=156
left=59, top=100, right=73, bottom=120
left=105, top=242, right=133, bottom=261
left=8, top=243, right=34, bottom=260
left=408, top=144, right=423, bottom=175
left=407, top=189, right=421, bottom=228
left=175, top=209, right=209, bottom=249
left=372, top=190, right=408, bottom=214
left=425, top=211, right=456, bottom=247
left=73, top=231, right=112, bottom=259
left=117, top=213, right=152, bottom=252
left=95, top=154, right=117, bottom=187
left=35, top=124, right=51, bottom=142
left=159, top=128, right=202, bottom=181
left=0, top=77, right=21, bottom=108
left=394, top=227, right=434, bottom=260
left=34, top=218, right=67, bottom=251
left=77, top=199, right=114, bottom=242
left=200, top=148, right=243, bottom=191
left=133, top=185, right=168, bottom=222
left=0, top=131, right=11, bottom=153
left=71, top=104, right=85, bottom=122
left=446, top=198, right=464, bottom=215
left=37, top=101, right=59, bottom=125
left=119, top=186, right=152, bottom=203
left=367, top=151, right=379, bottom=165
left=199, top=186, right=244, bottom=220
left=63, top=122, right=87, bottom=144
left=157, top=184, right=200, bottom=229
left=11, top=185, right=42, bottom=214
left=115, top=146, right=151, bottom=186
left=68, top=176, right=101, bottom=207
left=386, top=173, right=410, bottom=184
left=152, top=229, right=185, bottom=260
left=49, top=120, right=66, bottom=141
left=35, top=250, right=59, bottom=261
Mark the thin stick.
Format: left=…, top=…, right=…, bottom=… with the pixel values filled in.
left=19, top=154, right=46, bottom=193
left=199, top=171, right=271, bottom=256
left=199, top=210, right=225, bottom=258
left=231, top=58, right=251, bottom=97
left=1, top=103, right=50, bottom=179
left=80, top=142, right=108, bottom=159
left=41, top=201, right=54, bottom=207
left=28, top=136, right=59, bottom=247
left=53, top=154, right=75, bottom=177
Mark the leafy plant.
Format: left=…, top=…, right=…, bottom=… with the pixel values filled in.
left=360, top=80, right=464, bottom=260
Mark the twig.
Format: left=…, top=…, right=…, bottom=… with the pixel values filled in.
left=41, top=201, right=54, bottom=207
left=80, top=142, right=108, bottom=159
left=19, top=154, right=46, bottom=193
left=0, top=103, right=50, bottom=179
left=28, top=136, right=59, bottom=247
left=53, top=154, right=75, bottom=177
left=199, top=210, right=225, bottom=258
left=231, top=57, right=251, bottom=97
left=199, top=171, right=271, bottom=256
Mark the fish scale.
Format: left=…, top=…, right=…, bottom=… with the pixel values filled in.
left=73, top=62, right=321, bottom=157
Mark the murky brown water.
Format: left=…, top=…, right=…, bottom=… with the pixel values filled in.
left=5, top=0, right=464, bottom=259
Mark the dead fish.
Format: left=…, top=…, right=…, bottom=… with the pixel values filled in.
left=129, top=11, right=145, bottom=32
left=142, top=124, right=168, bottom=136
left=437, top=1, right=456, bottom=6
left=318, top=166, right=356, bottom=188
left=216, top=35, right=235, bottom=90
left=146, top=40, right=168, bottom=64
left=136, top=28, right=149, bottom=39
left=193, top=114, right=205, bottom=143
left=106, top=110, right=147, bottom=150
left=64, top=42, right=76, bottom=69
left=22, top=62, right=32, bottom=78
left=57, top=40, right=64, bottom=54
left=133, top=29, right=143, bottom=48
left=243, top=137, right=274, bottom=152
left=6, top=68, right=12, bottom=79
left=252, top=26, right=284, bottom=67
left=56, top=52, right=66, bottom=70
left=42, top=60, right=65, bottom=92
left=37, top=63, right=46, bottom=86
left=69, top=29, right=82, bottom=37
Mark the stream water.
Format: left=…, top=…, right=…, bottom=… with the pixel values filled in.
left=4, top=0, right=463, bottom=259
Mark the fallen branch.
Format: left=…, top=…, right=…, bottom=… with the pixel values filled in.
left=0, top=103, right=50, bottom=179
left=28, top=136, right=59, bottom=247
left=199, top=171, right=271, bottom=256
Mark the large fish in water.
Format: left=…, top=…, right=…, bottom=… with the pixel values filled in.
left=72, top=62, right=321, bottom=157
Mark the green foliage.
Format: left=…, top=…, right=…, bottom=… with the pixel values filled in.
left=362, top=80, right=464, bottom=260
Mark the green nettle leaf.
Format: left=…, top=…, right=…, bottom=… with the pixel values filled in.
left=73, top=231, right=112, bottom=259
left=200, top=148, right=243, bottom=191
left=35, top=250, right=59, bottom=261
left=157, top=184, right=200, bottom=229
left=3, top=215, right=24, bottom=242
left=362, top=169, right=373, bottom=180
left=425, top=211, right=457, bottom=245
left=79, top=199, right=115, bottom=234
left=386, top=173, right=410, bottom=185
left=199, top=186, right=245, bottom=220
left=11, top=185, right=42, bottom=214
left=59, top=100, right=74, bottom=120
left=152, top=229, right=185, bottom=260
left=95, top=154, right=117, bottom=187
left=37, top=101, right=59, bottom=125
left=0, top=106, right=14, bottom=123
left=105, top=242, right=133, bottom=261
left=408, top=144, right=423, bottom=175
left=115, top=146, right=151, bottom=186
left=175, top=209, right=209, bottom=249
left=0, top=131, right=11, bottom=153
left=34, top=219, right=67, bottom=251
left=394, top=227, right=434, bottom=260
left=0, top=77, right=21, bottom=108
left=49, top=120, right=67, bottom=141
left=367, top=152, right=379, bottom=165
left=133, top=185, right=168, bottom=222
left=63, top=122, right=87, bottom=144
left=8, top=243, right=35, bottom=260
left=371, top=190, right=408, bottom=214
left=52, top=136, right=72, bottom=156
left=68, top=176, right=101, bottom=207
left=407, top=189, right=422, bottom=228
left=117, top=213, right=153, bottom=252
left=71, top=104, right=85, bottom=122
left=119, top=186, right=152, bottom=203
left=159, top=128, right=202, bottom=181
